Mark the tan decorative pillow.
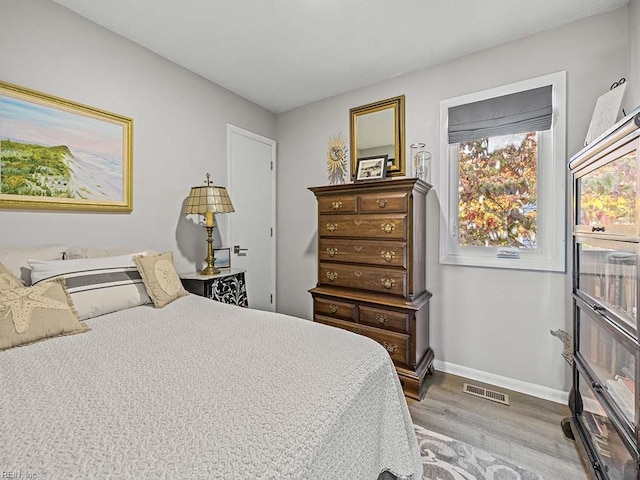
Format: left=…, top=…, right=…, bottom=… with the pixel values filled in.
left=0, top=278, right=88, bottom=350
left=0, top=262, right=23, bottom=291
left=134, top=252, right=189, bottom=308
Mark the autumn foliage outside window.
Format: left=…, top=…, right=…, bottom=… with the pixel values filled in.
left=579, top=152, right=637, bottom=227
left=457, top=132, right=538, bottom=249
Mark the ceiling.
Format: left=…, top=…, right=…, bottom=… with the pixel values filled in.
left=52, top=0, right=628, bottom=114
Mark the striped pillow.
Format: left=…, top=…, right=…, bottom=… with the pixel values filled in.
left=29, top=253, right=152, bottom=320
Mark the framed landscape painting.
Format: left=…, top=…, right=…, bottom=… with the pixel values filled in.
left=213, top=248, right=231, bottom=269
left=0, top=80, right=132, bottom=211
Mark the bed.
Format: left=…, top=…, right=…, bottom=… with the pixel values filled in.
left=0, top=248, right=422, bottom=479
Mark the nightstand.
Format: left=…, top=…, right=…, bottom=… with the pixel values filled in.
left=180, top=269, right=248, bottom=307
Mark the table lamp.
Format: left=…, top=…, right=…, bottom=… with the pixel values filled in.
left=184, top=173, right=235, bottom=275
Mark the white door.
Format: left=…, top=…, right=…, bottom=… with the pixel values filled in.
left=227, top=125, right=276, bottom=311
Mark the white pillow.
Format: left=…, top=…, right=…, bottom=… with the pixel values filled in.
left=29, top=253, right=152, bottom=320
left=0, top=245, right=68, bottom=285
left=64, top=247, right=159, bottom=260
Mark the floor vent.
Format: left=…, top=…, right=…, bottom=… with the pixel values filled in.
left=463, top=383, right=510, bottom=406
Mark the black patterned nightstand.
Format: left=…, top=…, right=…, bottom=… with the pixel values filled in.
left=180, top=269, right=248, bottom=307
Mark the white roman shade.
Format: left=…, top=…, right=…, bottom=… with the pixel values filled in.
left=448, top=85, right=553, bottom=144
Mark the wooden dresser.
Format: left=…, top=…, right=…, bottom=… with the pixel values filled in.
left=308, top=178, right=433, bottom=399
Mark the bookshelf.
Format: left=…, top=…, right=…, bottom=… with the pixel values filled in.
left=566, top=110, right=640, bottom=480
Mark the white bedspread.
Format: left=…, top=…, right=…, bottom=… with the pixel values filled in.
left=1, top=295, right=421, bottom=479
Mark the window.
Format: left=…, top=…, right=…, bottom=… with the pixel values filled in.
left=439, top=72, right=566, bottom=272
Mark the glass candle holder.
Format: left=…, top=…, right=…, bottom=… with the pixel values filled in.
left=410, top=143, right=431, bottom=183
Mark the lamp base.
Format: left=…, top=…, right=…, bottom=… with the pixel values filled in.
left=199, top=265, right=220, bottom=276
left=199, top=225, right=219, bottom=276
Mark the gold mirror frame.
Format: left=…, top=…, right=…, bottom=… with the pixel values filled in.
left=349, top=95, right=405, bottom=180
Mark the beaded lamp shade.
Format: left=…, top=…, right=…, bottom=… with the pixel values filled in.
left=184, top=183, right=235, bottom=215
left=184, top=173, right=235, bottom=275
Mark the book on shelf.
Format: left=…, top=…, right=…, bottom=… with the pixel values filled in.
left=606, top=377, right=635, bottom=422
left=594, top=273, right=602, bottom=299
left=617, top=374, right=635, bottom=397
left=623, top=264, right=635, bottom=316
left=597, top=328, right=613, bottom=373
left=621, top=365, right=636, bottom=383
left=588, top=320, right=600, bottom=364
left=582, top=410, right=612, bottom=458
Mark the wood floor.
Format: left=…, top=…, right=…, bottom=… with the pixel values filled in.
left=408, top=371, right=590, bottom=479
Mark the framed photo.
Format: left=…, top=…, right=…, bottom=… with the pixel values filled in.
left=0, top=80, right=133, bottom=212
left=355, top=155, right=388, bottom=182
left=214, top=248, right=231, bottom=269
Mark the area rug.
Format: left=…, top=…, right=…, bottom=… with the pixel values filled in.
left=414, top=424, right=546, bottom=480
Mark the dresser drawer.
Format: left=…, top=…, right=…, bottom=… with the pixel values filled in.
left=319, top=238, right=407, bottom=268
left=319, top=214, right=407, bottom=240
left=359, top=305, right=409, bottom=333
left=314, top=297, right=356, bottom=321
left=318, top=195, right=357, bottom=214
left=359, top=191, right=409, bottom=213
left=315, top=315, right=410, bottom=366
left=319, top=263, right=407, bottom=296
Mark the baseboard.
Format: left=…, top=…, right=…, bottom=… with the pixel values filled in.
left=433, top=360, right=569, bottom=405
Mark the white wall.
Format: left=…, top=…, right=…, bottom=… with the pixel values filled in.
left=276, top=8, right=628, bottom=398
left=0, top=0, right=275, bottom=273
left=628, top=0, right=640, bottom=110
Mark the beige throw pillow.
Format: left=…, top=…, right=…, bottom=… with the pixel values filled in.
left=134, top=252, right=189, bottom=308
left=0, top=278, right=88, bottom=350
left=0, top=262, right=23, bottom=291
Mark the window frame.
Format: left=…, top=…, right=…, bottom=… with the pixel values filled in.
left=438, top=71, right=567, bottom=272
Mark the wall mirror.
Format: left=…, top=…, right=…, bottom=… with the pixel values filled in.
left=349, top=95, right=405, bottom=180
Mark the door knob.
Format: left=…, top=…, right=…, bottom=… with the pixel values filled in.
left=233, top=245, right=248, bottom=254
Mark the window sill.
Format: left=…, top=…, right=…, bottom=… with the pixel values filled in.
left=439, top=251, right=566, bottom=273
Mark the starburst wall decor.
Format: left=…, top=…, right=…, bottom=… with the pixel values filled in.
left=326, top=133, right=348, bottom=184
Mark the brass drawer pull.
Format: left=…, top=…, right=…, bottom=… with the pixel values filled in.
left=329, top=304, right=339, bottom=314
left=381, top=222, right=396, bottom=234
left=326, top=223, right=338, bottom=232
left=354, top=271, right=363, bottom=278
left=381, top=278, right=396, bottom=289
left=381, top=250, right=396, bottom=262
left=383, top=342, right=398, bottom=353
left=326, top=271, right=338, bottom=281
left=354, top=219, right=363, bottom=226
left=331, top=201, right=343, bottom=210
left=376, top=199, right=388, bottom=208
left=354, top=246, right=363, bottom=252
left=376, top=314, right=388, bottom=325
left=326, top=247, right=339, bottom=257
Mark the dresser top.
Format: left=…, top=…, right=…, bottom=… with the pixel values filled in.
left=308, top=177, right=431, bottom=196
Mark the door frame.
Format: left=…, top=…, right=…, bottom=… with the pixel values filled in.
left=226, top=124, right=277, bottom=309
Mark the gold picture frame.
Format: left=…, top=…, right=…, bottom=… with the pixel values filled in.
left=349, top=95, right=405, bottom=180
left=0, top=80, right=133, bottom=212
